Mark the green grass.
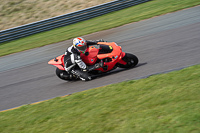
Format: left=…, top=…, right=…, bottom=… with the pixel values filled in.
left=0, top=64, right=200, bottom=133
left=1, top=0, right=200, bottom=57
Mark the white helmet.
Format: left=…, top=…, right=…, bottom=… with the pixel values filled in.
left=73, top=37, right=87, bottom=53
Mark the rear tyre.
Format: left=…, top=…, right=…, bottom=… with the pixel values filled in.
left=118, top=53, right=138, bottom=68
left=56, top=68, right=72, bottom=81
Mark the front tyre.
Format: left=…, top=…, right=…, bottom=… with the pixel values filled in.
left=118, top=53, right=138, bottom=68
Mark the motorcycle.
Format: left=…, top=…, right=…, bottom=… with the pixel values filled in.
left=48, top=42, right=138, bottom=81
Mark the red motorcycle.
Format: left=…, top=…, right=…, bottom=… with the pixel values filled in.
left=48, top=42, right=138, bottom=81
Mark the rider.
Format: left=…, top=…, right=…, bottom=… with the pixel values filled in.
left=63, top=37, right=104, bottom=81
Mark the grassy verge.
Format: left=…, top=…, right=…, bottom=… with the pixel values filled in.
left=0, top=0, right=200, bottom=57
left=0, top=64, right=200, bottom=133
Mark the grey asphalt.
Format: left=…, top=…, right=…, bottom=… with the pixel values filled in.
left=0, top=6, right=200, bottom=111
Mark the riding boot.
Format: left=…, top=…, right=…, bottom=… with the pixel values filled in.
left=71, top=69, right=91, bottom=81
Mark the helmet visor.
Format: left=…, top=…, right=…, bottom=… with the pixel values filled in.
left=76, top=45, right=87, bottom=53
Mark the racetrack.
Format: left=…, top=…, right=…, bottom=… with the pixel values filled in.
left=0, top=6, right=200, bottom=111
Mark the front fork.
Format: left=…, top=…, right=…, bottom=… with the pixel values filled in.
left=118, top=52, right=127, bottom=65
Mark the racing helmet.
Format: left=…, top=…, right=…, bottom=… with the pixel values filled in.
left=73, top=37, right=87, bottom=53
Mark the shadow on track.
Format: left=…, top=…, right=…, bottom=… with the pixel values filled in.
left=62, top=62, right=147, bottom=82
left=92, top=62, right=147, bottom=79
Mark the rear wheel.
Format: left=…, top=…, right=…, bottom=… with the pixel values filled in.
left=118, top=53, right=138, bottom=68
left=56, top=68, right=72, bottom=81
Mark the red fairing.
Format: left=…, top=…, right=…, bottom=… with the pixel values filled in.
left=81, top=46, right=99, bottom=65
left=81, top=42, right=127, bottom=72
left=118, top=52, right=127, bottom=65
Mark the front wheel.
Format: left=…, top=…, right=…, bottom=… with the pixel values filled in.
left=118, top=53, right=138, bottom=68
